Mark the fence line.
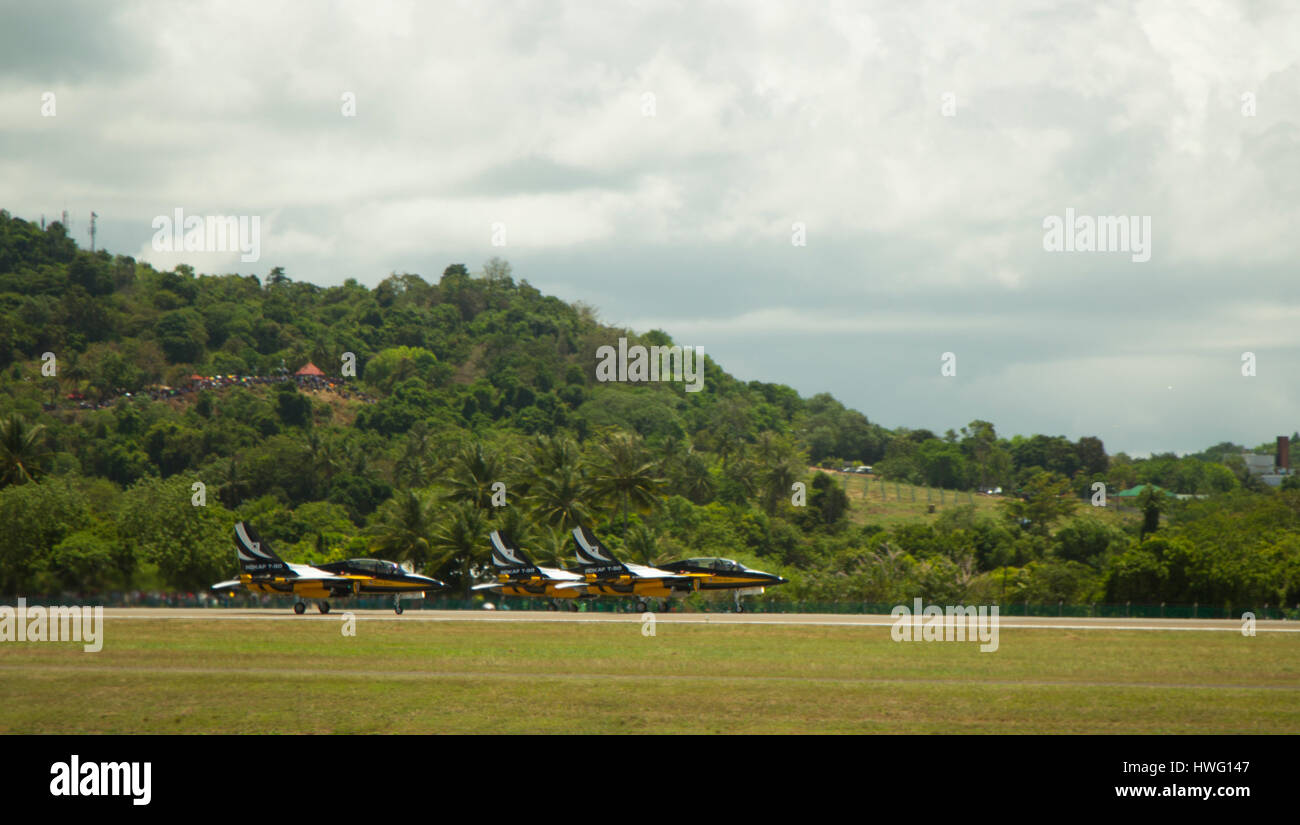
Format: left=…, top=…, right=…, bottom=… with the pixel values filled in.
left=3, top=594, right=1294, bottom=620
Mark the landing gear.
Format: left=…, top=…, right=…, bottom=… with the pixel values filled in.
left=546, top=602, right=559, bottom=611
left=567, top=601, right=580, bottom=612
left=635, top=599, right=651, bottom=613
left=393, top=596, right=404, bottom=615
left=733, top=592, right=745, bottom=613
left=317, top=601, right=330, bottom=614
left=293, top=601, right=306, bottom=615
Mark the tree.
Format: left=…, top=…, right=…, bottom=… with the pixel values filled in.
left=441, top=442, right=505, bottom=513
left=429, top=500, right=488, bottom=595
left=366, top=489, right=439, bottom=568
left=1054, top=516, right=1126, bottom=567
left=525, top=461, right=592, bottom=532
left=0, top=478, right=90, bottom=592
left=155, top=308, right=208, bottom=364
left=753, top=431, right=806, bottom=515
left=1137, top=485, right=1169, bottom=540
left=916, top=438, right=968, bottom=489
left=364, top=346, right=438, bottom=393
left=118, top=475, right=233, bottom=590
left=1001, top=471, right=1076, bottom=536
left=588, top=431, right=664, bottom=535
left=0, top=413, right=51, bottom=487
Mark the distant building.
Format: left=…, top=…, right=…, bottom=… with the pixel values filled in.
left=1116, top=484, right=1167, bottom=498
left=1240, top=435, right=1293, bottom=488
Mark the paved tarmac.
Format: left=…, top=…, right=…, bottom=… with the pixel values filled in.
left=90, top=607, right=1299, bottom=632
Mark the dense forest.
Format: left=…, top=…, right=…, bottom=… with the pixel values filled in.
left=1, top=209, right=1297, bottom=612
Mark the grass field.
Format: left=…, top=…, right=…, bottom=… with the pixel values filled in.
left=3, top=616, right=1298, bottom=733
left=823, top=469, right=1140, bottom=530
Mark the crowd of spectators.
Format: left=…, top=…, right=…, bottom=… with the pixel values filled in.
left=43, top=369, right=378, bottom=411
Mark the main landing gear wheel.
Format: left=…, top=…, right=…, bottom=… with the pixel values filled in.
left=317, top=601, right=330, bottom=614
left=293, top=601, right=306, bottom=615
left=635, top=599, right=650, bottom=613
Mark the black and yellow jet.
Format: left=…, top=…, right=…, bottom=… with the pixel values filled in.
left=653, top=557, right=789, bottom=612
left=210, top=522, right=444, bottom=614
left=471, top=530, right=592, bottom=608
left=570, top=526, right=706, bottom=611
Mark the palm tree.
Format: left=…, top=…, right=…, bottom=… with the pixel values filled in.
left=0, top=414, right=51, bottom=487
left=394, top=422, right=441, bottom=489
left=624, top=521, right=658, bottom=565
left=430, top=501, right=489, bottom=595
left=526, top=460, right=593, bottom=532
left=674, top=450, right=715, bottom=504
left=703, top=397, right=753, bottom=466
left=366, top=488, right=439, bottom=568
left=655, top=432, right=691, bottom=478
left=442, top=442, right=505, bottom=512
left=530, top=525, right=572, bottom=568
left=588, top=431, right=665, bottom=535
left=306, top=431, right=346, bottom=498
left=753, top=432, right=806, bottom=514
left=511, top=434, right=581, bottom=499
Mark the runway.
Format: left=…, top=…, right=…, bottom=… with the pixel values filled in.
left=89, top=607, right=1300, bottom=632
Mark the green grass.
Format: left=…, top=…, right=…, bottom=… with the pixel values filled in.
left=824, top=469, right=1139, bottom=530
left=2, top=618, right=1297, bottom=733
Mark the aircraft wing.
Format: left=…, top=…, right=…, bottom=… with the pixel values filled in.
left=626, top=563, right=696, bottom=581
left=551, top=581, right=589, bottom=591
left=471, top=582, right=502, bottom=592
left=210, top=579, right=243, bottom=594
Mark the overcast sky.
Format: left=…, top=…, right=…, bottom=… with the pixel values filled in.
left=3, top=0, right=1299, bottom=455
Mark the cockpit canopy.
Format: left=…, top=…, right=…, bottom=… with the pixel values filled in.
left=683, top=557, right=746, bottom=572
left=348, top=558, right=403, bottom=576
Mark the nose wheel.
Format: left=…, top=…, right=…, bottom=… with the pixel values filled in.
left=393, top=596, right=404, bottom=615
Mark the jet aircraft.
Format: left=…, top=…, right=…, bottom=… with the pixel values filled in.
left=471, top=530, right=591, bottom=608
left=569, top=526, right=706, bottom=611
left=210, top=521, right=444, bottom=614
left=653, top=557, right=789, bottom=612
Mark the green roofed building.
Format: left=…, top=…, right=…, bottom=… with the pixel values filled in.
left=1116, top=484, right=1167, bottom=498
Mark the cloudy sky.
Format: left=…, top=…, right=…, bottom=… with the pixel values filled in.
left=3, top=0, right=1299, bottom=455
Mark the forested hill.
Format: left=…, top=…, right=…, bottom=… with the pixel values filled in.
left=1, top=210, right=1297, bottom=612
left=0, top=211, right=888, bottom=457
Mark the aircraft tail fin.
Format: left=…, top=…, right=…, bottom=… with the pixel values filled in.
left=234, top=521, right=293, bottom=576
left=571, top=526, right=629, bottom=575
left=488, top=530, right=543, bottom=577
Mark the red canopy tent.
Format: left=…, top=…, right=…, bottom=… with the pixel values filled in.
left=294, top=362, right=326, bottom=377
